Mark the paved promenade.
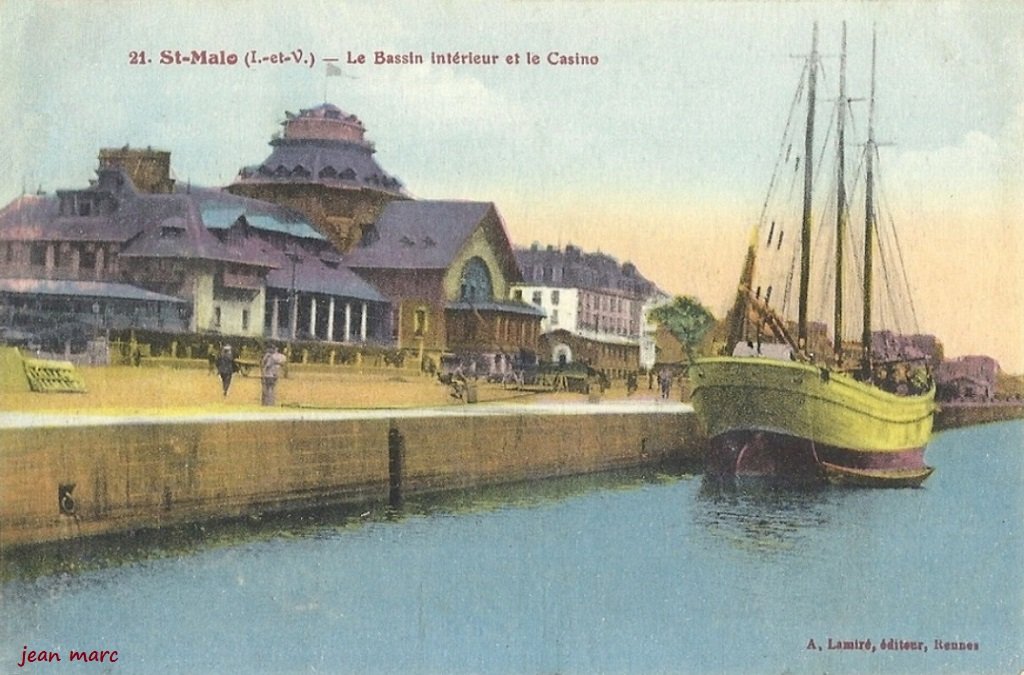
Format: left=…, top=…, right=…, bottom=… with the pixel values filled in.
left=1, top=362, right=695, bottom=428
left=0, top=399, right=694, bottom=429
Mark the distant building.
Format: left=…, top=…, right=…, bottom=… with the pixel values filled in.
left=935, top=355, right=999, bottom=402
left=344, top=200, right=544, bottom=371
left=871, top=330, right=944, bottom=368
left=228, top=103, right=408, bottom=252
left=510, top=243, right=663, bottom=374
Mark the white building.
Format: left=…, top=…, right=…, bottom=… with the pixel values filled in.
left=510, top=243, right=664, bottom=368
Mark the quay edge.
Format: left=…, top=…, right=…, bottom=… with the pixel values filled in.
left=0, top=403, right=702, bottom=550
left=933, top=402, right=1024, bottom=431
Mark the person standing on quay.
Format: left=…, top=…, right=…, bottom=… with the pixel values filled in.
left=659, top=367, right=673, bottom=400
left=260, top=344, right=287, bottom=406
left=215, top=345, right=238, bottom=397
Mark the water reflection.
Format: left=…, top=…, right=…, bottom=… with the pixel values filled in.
left=694, top=475, right=838, bottom=557
left=2, top=466, right=700, bottom=583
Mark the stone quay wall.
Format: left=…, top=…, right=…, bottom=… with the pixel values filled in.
left=934, top=402, right=1024, bottom=431
left=0, top=406, right=701, bottom=549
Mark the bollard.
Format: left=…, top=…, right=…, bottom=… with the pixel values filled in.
left=388, top=423, right=404, bottom=509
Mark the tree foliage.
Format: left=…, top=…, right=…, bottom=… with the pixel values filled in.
left=649, top=296, right=716, bottom=352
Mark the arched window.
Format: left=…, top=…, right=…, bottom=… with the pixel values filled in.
left=459, top=257, right=493, bottom=302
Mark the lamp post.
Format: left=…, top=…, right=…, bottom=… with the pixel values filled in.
left=284, top=251, right=301, bottom=343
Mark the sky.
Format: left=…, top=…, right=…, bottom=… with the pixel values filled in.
left=1, top=1, right=1022, bottom=372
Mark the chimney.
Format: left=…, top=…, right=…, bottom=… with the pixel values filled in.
left=97, top=146, right=176, bottom=194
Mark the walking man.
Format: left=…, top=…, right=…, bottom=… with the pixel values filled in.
left=659, top=367, right=672, bottom=400
left=215, top=345, right=237, bottom=397
left=260, top=344, right=287, bottom=406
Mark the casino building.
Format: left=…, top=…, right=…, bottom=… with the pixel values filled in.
left=0, top=103, right=543, bottom=363
left=0, top=147, right=390, bottom=348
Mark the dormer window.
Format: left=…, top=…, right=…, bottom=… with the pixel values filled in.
left=359, top=224, right=380, bottom=247
left=59, top=191, right=105, bottom=217
left=160, top=216, right=187, bottom=238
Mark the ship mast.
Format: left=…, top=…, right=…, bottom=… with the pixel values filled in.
left=833, top=23, right=848, bottom=363
left=861, top=28, right=877, bottom=376
left=797, top=23, right=818, bottom=352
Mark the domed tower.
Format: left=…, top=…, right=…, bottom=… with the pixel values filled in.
left=228, top=103, right=408, bottom=251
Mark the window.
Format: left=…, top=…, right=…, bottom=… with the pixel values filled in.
left=29, top=244, right=46, bottom=266
left=551, top=309, right=559, bottom=325
left=80, top=248, right=96, bottom=270
left=242, top=309, right=250, bottom=331
left=512, top=289, right=523, bottom=301
left=213, top=306, right=222, bottom=328
left=458, top=257, right=493, bottom=302
left=532, top=291, right=542, bottom=305
left=414, top=307, right=428, bottom=337
left=551, top=290, right=560, bottom=305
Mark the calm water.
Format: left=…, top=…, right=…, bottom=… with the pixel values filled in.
left=2, top=421, right=1021, bottom=674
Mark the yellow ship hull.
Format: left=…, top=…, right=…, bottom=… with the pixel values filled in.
left=691, top=356, right=936, bottom=485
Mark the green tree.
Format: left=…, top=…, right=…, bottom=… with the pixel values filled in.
left=649, top=296, right=716, bottom=357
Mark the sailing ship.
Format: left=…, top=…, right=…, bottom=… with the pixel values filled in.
left=691, top=24, right=936, bottom=488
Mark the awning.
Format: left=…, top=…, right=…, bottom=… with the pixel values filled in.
left=445, top=300, right=546, bottom=317
left=0, top=278, right=186, bottom=303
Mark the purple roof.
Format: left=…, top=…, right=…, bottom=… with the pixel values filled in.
left=233, top=139, right=404, bottom=194
left=344, top=200, right=518, bottom=274
left=0, top=191, right=146, bottom=244
left=0, top=168, right=334, bottom=270
left=265, top=252, right=385, bottom=303
left=514, top=244, right=661, bottom=296
left=446, top=300, right=545, bottom=317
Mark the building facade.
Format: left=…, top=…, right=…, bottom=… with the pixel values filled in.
left=0, top=148, right=390, bottom=348
left=935, top=355, right=999, bottom=402
left=510, top=243, right=662, bottom=373
left=344, top=200, right=544, bottom=372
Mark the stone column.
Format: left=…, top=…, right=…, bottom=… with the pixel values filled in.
left=360, top=302, right=368, bottom=342
left=290, top=294, right=299, bottom=340
left=344, top=302, right=352, bottom=342
left=309, top=296, right=318, bottom=339
left=271, top=298, right=280, bottom=340
left=327, top=297, right=336, bottom=342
